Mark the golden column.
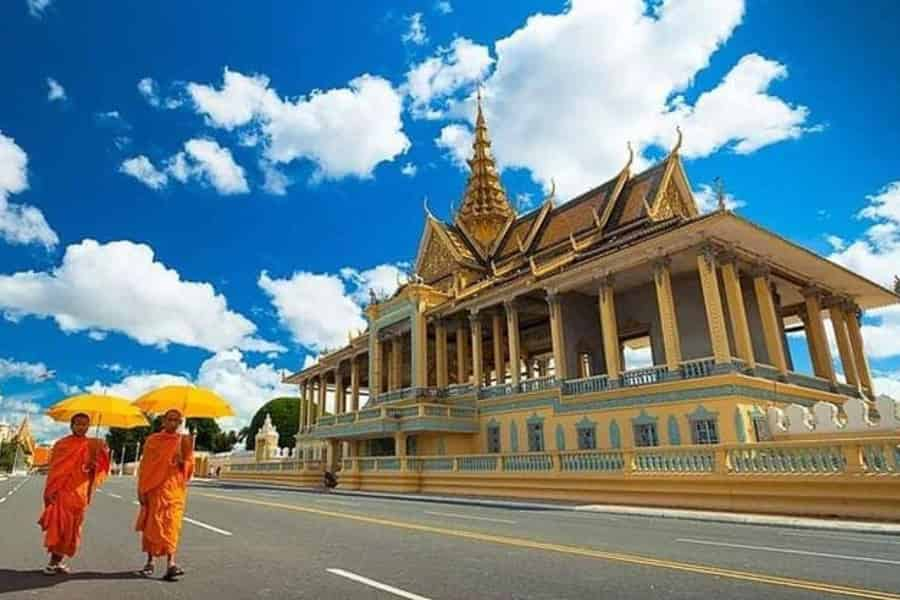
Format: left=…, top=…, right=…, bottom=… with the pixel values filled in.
left=719, top=256, right=755, bottom=368
left=435, top=320, right=449, bottom=388
left=350, top=355, right=360, bottom=412
left=371, top=336, right=383, bottom=398
left=492, top=311, right=505, bottom=385
left=391, top=336, right=403, bottom=391
left=302, top=380, right=310, bottom=431
left=504, top=300, right=522, bottom=385
left=317, top=374, right=326, bottom=424
left=298, top=381, right=307, bottom=433
left=751, top=267, right=788, bottom=374
left=696, top=246, right=731, bottom=365
left=546, top=290, right=568, bottom=380
left=470, top=311, right=484, bottom=389
left=598, top=277, right=621, bottom=379
left=844, top=302, right=874, bottom=393
left=828, top=300, right=859, bottom=388
left=456, top=321, right=469, bottom=384
left=334, top=367, right=344, bottom=414
left=652, top=258, right=683, bottom=371
left=412, top=303, right=428, bottom=388
left=802, top=288, right=835, bottom=383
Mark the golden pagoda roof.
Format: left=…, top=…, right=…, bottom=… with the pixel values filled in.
left=454, top=90, right=516, bottom=259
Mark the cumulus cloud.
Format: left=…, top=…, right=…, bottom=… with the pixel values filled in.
left=435, top=1, right=453, bottom=15
left=120, top=155, right=168, bottom=190
left=46, top=78, right=66, bottom=102
left=187, top=68, right=409, bottom=184
left=86, top=350, right=295, bottom=426
left=121, top=139, right=248, bottom=195
left=402, top=13, right=429, bottom=46
left=693, top=183, right=745, bottom=214
left=260, top=263, right=406, bottom=353
left=0, top=358, right=54, bottom=382
left=0, top=131, right=59, bottom=249
left=0, top=239, right=283, bottom=353
left=434, top=123, right=472, bottom=169
left=137, top=77, right=161, bottom=107
left=434, top=0, right=814, bottom=199
left=400, top=162, right=417, bottom=177
left=406, top=37, right=493, bottom=119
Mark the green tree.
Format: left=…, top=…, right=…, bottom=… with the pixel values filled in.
left=106, top=416, right=237, bottom=458
left=244, top=397, right=300, bottom=451
left=0, top=441, right=17, bottom=472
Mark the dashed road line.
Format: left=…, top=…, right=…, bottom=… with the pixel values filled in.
left=327, top=568, right=432, bottom=600
left=424, top=510, right=517, bottom=524
left=676, top=538, right=900, bottom=566
left=183, top=516, right=232, bottom=536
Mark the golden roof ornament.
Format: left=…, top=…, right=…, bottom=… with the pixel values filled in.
left=454, top=86, right=515, bottom=256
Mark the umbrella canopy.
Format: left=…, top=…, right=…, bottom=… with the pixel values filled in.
left=47, top=394, right=149, bottom=429
left=133, top=385, right=234, bottom=419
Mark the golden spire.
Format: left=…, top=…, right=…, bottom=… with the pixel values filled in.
left=455, top=87, right=515, bottom=255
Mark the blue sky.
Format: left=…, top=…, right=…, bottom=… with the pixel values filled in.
left=1, top=0, right=899, bottom=441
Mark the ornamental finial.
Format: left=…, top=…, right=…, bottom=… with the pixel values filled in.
left=670, top=126, right=683, bottom=156
left=623, top=142, right=634, bottom=172
left=423, top=195, right=434, bottom=219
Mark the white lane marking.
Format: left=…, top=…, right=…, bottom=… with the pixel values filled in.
left=779, top=531, right=900, bottom=546
left=0, top=497, right=6, bottom=504
left=327, top=569, right=432, bottom=600
left=424, top=510, right=517, bottom=524
left=132, top=500, right=140, bottom=506
left=183, top=517, right=232, bottom=536
left=107, top=493, right=123, bottom=499
left=676, top=538, right=900, bottom=566
left=314, top=498, right=359, bottom=506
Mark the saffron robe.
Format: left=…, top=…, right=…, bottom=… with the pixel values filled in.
left=38, top=436, right=110, bottom=558
left=135, top=432, right=193, bottom=556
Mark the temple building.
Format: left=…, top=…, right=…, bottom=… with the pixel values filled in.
left=275, top=96, right=899, bottom=513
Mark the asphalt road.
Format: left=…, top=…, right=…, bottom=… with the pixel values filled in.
left=1, top=474, right=899, bottom=599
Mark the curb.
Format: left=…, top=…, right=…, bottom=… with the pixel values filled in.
left=199, top=479, right=900, bottom=535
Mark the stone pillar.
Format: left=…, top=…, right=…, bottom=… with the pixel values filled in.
left=435, top=320, right=448, bottom=388
left=828, top=301, right=859, bottom=388
left=492, top=312, right=505, bottom=384
left=456, top=321, right=469, bottom=384
left=303, top=381, right=311, bottom=431
left=653, top=258, right=683, bottom=371
left=395, top=432, right=407, bottom=458
left=470, top=311, right=484, bottom=389
left=298, top=381, right=307, bottom=433
left=391, top=336, right=403, bottom=391
left=334, top=367, right=344, bottom=414
left=546, top=290, right=567, bottom=380
left=845, top=303, right=874, bottom=393
left=412, top=304, right=428, bottom=388
left=752, top=268, right=788, bottom=374
left=802, top=288, right=835, bottom=383
left=720, top=257, right=755, bottom=368
left=598, top=277, right=621, bottom=378
left=504, top=300, right=522, bottom=385
left=696, top=246, right=731, bottom=364
left=350, top=355, right=360, bottom=412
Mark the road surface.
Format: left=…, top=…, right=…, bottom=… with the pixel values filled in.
left=1, top=474, right=898, bottom=599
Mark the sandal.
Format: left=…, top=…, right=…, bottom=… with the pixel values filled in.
left=42, top=565, right=58, bottom=576
left=54, top=563, right=70, bottom=575
left=162, top=565, right=182, bottom=581
left=138, top=563, right=154, bottom=577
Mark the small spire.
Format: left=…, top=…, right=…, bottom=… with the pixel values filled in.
left=423, top=195, right=434, bottom=220
left=670, top=126, right=683, bottom=157
left=623, top=142, right=634, bottom=173
left=714, top=177, right=726, bottom=211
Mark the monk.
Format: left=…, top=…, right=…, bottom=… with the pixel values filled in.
left=38, top=413, right=110, bottom=575
left=135, top=409, right=193, bottom=581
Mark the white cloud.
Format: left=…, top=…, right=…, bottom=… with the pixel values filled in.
left=0, top=239, right=283, bottom=353
left=406, top=37, right=493, bottom=118
left=120, top=155, right=169, bottom=189
left=260, top=161, right=291, bottom=195
left=400, top=162, right=417, bottom=177
left=0, top=131, right=59, bottom=249
left=137, top=77, right=160, bottom=107
left=435, top=123, right=472, bottom=169
left=260, top=263, right=406, bottom=353
left=121, top=139, right=249, bottom=195
left=46, top=78, right=66, bottom=102
left=402, top=13, right=429, bottom=46
left=434, top=0, right=814, bottom=199
left=826, top=235, right=846, bottom=252
left=27, top=0, right=52, bottom=18
left=435, top=1, right=453, bottom=15
left=188, top=68, right=410, bottom=184
left=873, top=373, right=900, bottom=400
left=181, top=138, right=249, bottom=195
left=86, top=350, right=295, bottom=427
left=0, top=358, right=54, bottom=382
left=693, top=183, right=745, bottom=214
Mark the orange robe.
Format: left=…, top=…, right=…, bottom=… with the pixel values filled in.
left=135, top=432, right=193, bottom=556
left=38, top=436, right=110, bottom=558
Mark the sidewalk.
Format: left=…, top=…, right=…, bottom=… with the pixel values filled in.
left=200, top=478, right=900, bottom=535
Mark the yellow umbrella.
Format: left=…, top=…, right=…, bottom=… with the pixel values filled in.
left=46, top=393, right=150, bottom=430
left=133, top=385, right=234, bottom=419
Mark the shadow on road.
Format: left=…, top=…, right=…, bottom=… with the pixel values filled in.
left=0, top=569, right=145, bottom=594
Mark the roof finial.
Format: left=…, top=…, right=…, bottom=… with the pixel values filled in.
left=670, top=126, right=683, bottom=156
left=623, top=141, right=634, bottom=173
left=714, top=177, right=726, bottom=211
left=547, top=178, right=556, bottom=202
left=423, top=195, right=434, bottom=219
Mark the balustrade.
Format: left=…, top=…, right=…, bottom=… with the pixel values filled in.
left=622, top=365, right=669, bottom=387
left=680, top=357, right=715, bottom=379
left=559, top=450, right=624, bottom=472
left=562, top=374, right=609, bottom=395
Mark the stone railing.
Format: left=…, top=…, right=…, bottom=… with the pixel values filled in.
left=228, top=460, right=323, bottom=473
left=479, top=376, right=559, bottom=399
left=680, top=357, right=716, bottom=379
left=622, top=365, right=669, bottom=387
left=768, top=396, right=900, bottom=437
left=446, top=383, right=475, bottom=397
left=562, top=374, right=610, bottom=396
left=341, top=436, right=899, bottom=477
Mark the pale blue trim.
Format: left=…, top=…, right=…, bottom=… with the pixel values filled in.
left=555, top=424, right=566, bottom=451
left=437, top=436, right=447, bottom=456
left=734, top=407, right=747, bottom=443
left=667, top=415, right=681, bottom=446
left=631, top=409, right=658, bottom=426
left=687, top=404, right=718, bottom=421
left=526, top=412, right=545, bottom=425
left=510, top=420, right=519, bottom=452
left=609, top=420, right=621, bottom=449
left=575, top=416, right=597, bottom=430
